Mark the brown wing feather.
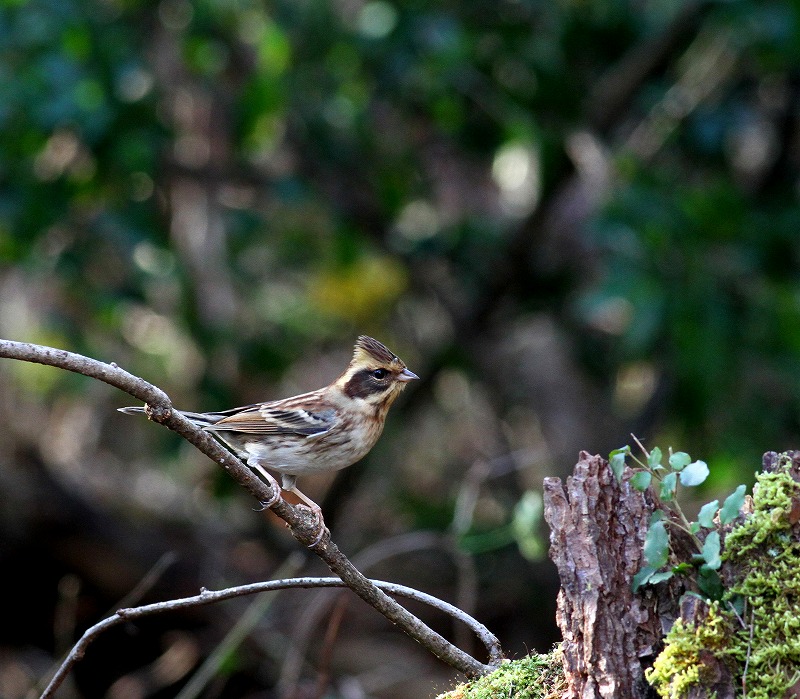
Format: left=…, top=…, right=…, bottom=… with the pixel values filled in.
left=203, top=392, right=337, bottom=437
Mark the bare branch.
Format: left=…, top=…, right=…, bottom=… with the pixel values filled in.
left=41, top=576, right=503, bottom=699
left=0, top=339, right=497, bottom=692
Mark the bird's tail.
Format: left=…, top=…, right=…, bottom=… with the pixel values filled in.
left=117, top=406, right=146, bottom=416
left=117, top=405, right=221, bottom=427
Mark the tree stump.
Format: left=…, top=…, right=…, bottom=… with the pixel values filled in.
left=543, top=451, right=680, bottom=699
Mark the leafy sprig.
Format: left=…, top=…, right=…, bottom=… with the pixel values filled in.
left=610, top=439, right=746, bottom=600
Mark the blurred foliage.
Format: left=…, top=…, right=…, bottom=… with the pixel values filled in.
left=2, top=0, right=800, bottom=695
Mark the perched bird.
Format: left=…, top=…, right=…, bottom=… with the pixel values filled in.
left=119, top=336, right=418, bottom=537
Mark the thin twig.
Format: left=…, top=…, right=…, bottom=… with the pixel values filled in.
left=0, top=339, right=497, bottom=693
left=630, top=433, right=650, bottom=460
left=41, top=576, right=503, bottom=699
left=725, top=599, right=747, bottom=630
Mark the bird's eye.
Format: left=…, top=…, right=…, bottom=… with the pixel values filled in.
left=371, top=368, right=389, bottom=380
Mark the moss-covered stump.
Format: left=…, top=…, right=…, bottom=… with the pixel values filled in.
left=647, top=451, right=800, bottom=699
left=543, top=452, right=680, bottom=698
left=645, top=599, right=738, bottom=699
left=436, top=650, right=566, bottom=699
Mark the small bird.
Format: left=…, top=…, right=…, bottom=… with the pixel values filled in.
left=119, top=336, right=418, bottom=538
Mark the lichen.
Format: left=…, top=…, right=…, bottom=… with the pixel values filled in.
left=436, top=649, right=566, bottom=699
left=647, top=453, right=800, bottom=698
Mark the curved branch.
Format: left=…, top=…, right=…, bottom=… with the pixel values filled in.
left=42, top=576, right=503, bottom=698
left=0, top=339, right=497, bottom=692
left=278, top=530, right=477, bottom=692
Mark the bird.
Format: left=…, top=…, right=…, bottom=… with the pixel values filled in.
left=119, top=336, right=418, bottom=540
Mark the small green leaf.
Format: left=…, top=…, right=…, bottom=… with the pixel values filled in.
left=719, top=485, right=746, bottom=524
left=610, top=446, right=631, bottom=457
left=650, top=509, right=665, bottom=524
left=728, top=593, right=745, bottom=617
left=660, top=472, right=678, bottom=501
left=679, top=460, right=709, bottom=487
left=669, top=451, right=691, bottom=470
left=690, top=521, right=701, bottom=534
left=633, top=565, right=656, bottom=592
left=698, top=566, right=724, bottom=600
left=672, top=562, right=693, bottom=575
left=648, top=447, right=663, bottom=468
left=643, top=520, right=669, bottom=568
left=697, top=500, right=719, bottom=528
left=631, top=471, right=652, bottom=491
left=649, top=570, right=674, bottom=584
left=610, top=449, right=628, bottom=480
left=702, top=531, right=721, bottom=570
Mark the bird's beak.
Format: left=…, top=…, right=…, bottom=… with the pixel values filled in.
left=398, top=368, right=419, bottom=382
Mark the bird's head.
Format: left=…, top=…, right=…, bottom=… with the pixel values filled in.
left=336, top=336, right=418, bottom=409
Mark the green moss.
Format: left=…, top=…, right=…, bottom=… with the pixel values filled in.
left=722, top=457, right=800, bottom=698
left=645, top=601, right=736, bottom=698
left=436, top=650, right=566, bottom=699
left=647, top=453, right=800, bottom=698
left=724, top=463, right=800, bottom=558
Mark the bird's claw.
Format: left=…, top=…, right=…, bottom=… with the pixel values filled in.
left=252, top=485, right=282, bottom=511
left=297, top=504, right=327, bottom=547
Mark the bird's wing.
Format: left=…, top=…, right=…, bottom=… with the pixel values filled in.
left=203, top=396, right=337, bottom=437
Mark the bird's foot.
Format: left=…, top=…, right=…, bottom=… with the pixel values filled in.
left=286, top=487, right=328, bottom=546
left=248, top=463, right=283, bottom=511
left=297, top=503, right=327, bottom=547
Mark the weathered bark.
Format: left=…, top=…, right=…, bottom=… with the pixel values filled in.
left=543, top=451, right=679, bottom=699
